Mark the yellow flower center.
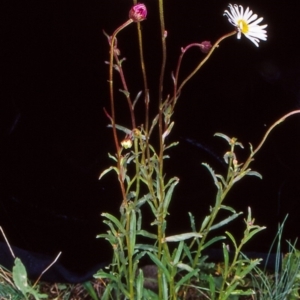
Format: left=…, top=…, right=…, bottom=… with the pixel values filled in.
left=237, top=19, right=249, bottom=34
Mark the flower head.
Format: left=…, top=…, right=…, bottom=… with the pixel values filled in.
left=129, top=3, right=147, bottom=22
left=224, top=4, right=267, bottom=47
left=121, top=138, right=133, bottom=149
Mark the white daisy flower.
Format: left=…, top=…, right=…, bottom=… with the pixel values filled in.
left=224, top=4, right=267, bottom=47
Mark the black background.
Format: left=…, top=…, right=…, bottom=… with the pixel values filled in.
left=1, top=0, right=300, bottom=273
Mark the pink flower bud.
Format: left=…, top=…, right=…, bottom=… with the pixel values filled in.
left=200, top=41, right=212, bottom=54
left=129, top=3, right=147, bottom=22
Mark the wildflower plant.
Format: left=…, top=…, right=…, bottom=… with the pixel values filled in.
left=94, top=1, right=300, bottom=299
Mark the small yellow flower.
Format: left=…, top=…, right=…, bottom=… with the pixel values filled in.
left=224, top=4, right=267, bottom=47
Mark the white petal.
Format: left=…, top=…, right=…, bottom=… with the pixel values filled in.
left=224, top=3, right=267, bottom=47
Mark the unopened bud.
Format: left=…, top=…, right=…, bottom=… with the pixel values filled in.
left=121, top=138, right=133, bottom=149
left=200, top=41, right=212, bottom=54
left=129, top=3, right=147, bottom=22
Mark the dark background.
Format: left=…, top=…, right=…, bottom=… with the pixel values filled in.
left=1, top=0, right=300, bottom=273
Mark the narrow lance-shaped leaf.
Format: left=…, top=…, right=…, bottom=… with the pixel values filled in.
left=233, top=169, right=262, bottom=184
left=162, top=121, right=174, bottom=142
left=214, top=132, right=232, bottom=144
left=147, top=252, right=171, bottom=282
left=175, top=269, right=199, bottom=292
left=163, top=177, right=179, bottom=213
left=132, top=90, right=142, bottom=109
left=129, top=209, right=137, bottom=254
left=222, top=243, right=230, bottom=277
left=136, top=230, right=157, bottom=239
left=188, top=212, right=197, bottom=232
left=101, top=213, right=126, bottom=235
left=164, top=232, right=202, bottom=242
left=220, top=205, right=237, bottom=214
left=119, top=89, right=130, bottom=98
left=172, top=241, right=184, bottom=265
left=99, top=166, right=119, bottom=180
left=210, top=212, right=242, bottom=231
left=200, top=215, right=211, bottom=232
left=202, top=163, right=222, bottom=189
left=225, top=231, right=238, bottom=252
left=201, top=236, right=226, bottom=251
left=243, top=226, right=266, bottom=244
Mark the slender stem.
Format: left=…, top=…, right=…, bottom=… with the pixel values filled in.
left=134, top=12, right=152, bottom=186
left=158, top=0, right=167, bottom=175
left=108, top=19, right=133, bottom=204
left=172, top=43, right=207, bottom=109
left=108, top=18, right=134, bottom=299
left=172, top=31, right=236, bottom=110
left=241, top=109, right=300, bottom=173
left=253, top=110, right=300, bottom=156
left=157, top=1, right=167, bottom=298
left=114, top=53, right=136, bottom=129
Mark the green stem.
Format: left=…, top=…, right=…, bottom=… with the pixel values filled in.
left=172, top=30, right=236, bottom=110
left=109, top=19, right=133, bottom=206
left=108, top=18, right=135, bottom=299
left=157, top=0, right=167, bottom=298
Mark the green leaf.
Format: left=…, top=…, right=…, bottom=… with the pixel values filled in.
left=163, top=177, right=179, bottom=214
left=201, top=236, right=226, bottom=251
left=226, top=231, right=238, bottom=252
left=99, top=166, right=119, bottom=180
left=162, top=121, right=174, bottom=142
left=200, top=215, right=211, bottom=232
left=135, top=244, right=158, bottom=253
left=108, top=153, right=118, bottom=162
left=183, top=243, right=193, bottom=265
left=162, top=273, right=168, bottom=300
left=136, top=269, right=144, bottom=300
left=133, top=91, right=142, bottom=109
left=220, top=205, right=237, bottom=214
left=238, top=258, right=262, bottom=277
left=172, top=241, right=184, bottom=265
left=214, top=132, right=232, bottom=143
left=13, top=258, right=29, bottom=296
left=247, top=170, right=263, bottom=179
left=149, top=114, right=159, bottom=137
left=222, top=243, right=230, bottom=276
left=12, top=258, right=47, bottom=299
left=210, top=212, right=242, bottom=231
left=82, top=281, right=99, bottom=300
left=94, top=270, right=118, bottom=281
left=107, top=124, right=131, bottom=134
left=243, top=226, right=266, bottom=244
left=233, top=169, right=262, bottom=184
left=188, top=212, right=196, bottom=232
left=147, top=252, right=171, bottom=282
left=164, top=232, right=202, bottom=242
left=207, top=274, right=216, bottom=299
left=136, top=193, right=152, bottom=208
left=202, top=163, right=221, bottom=189
left=230, top=289, right=255, bottom=296
left=119, top=89, right=130, bottom=98
left=175, top=269, right=199, bottom=292
left=129, top=210, right=136, bottom=255
left=176, top=262, right=194, bottom=272
left=164, top=141, right=179, bottom=151
left=101, top=213, right=126, bottom=235
left=136, top=230, right=157, bottom=239
left=216, top=174, right=227, bottom=187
